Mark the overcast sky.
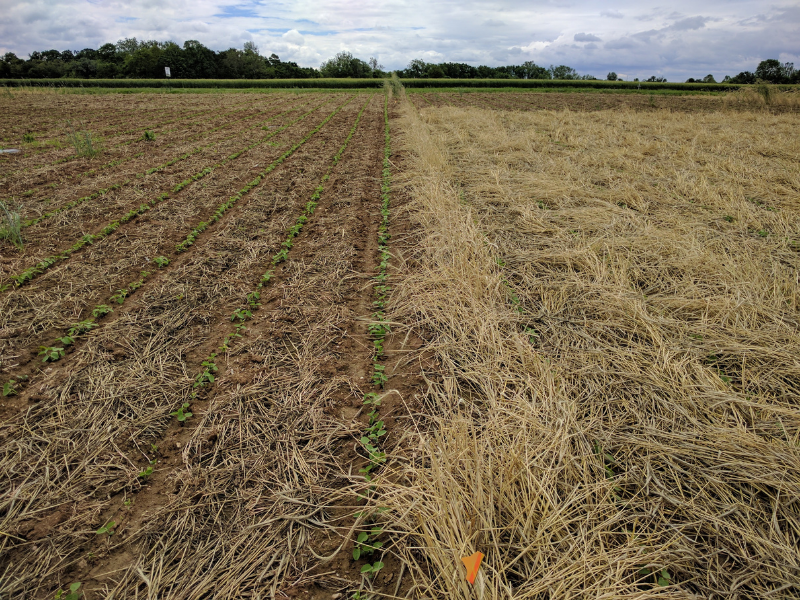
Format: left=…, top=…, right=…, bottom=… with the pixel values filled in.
left=1, top=0, right=798, bottom=80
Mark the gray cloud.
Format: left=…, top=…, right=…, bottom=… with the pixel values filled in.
left=0, top=0, right=797, bottom=82
left=668, top=16, right=711, bottom=31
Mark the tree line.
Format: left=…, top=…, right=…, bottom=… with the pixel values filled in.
left=0, top=39, right=325, bottom=80
left=0, top=39, right=797, bottom=84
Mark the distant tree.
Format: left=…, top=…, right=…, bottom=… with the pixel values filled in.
left=75, top=48, right=98, bottom=60
left=182, top=40, right=217, bottom=78
left=606, top=72, right=618, bottom=81
left=646, top=75, right=667, bottom=82
left=729, top=70, right=756, bottom=84
left=685, top=78, right=696, bottom=83
left=116, top=37, right=141, bottom=56
left=97, top=43, right=120, bottom=63
left=60, top=50, right=75, bottom=62
left=40, top=49, right=61, bottom=62
left=320, top=51, right=372, bottom=78
left=405, top=59, right=428, bottom=78
left=550, top=65, right=579, bottom=80
left=441, top=62, right=479, bottom=78
left=702, top=74, right=716, bottom=83
left=755, top=59, right=782, bottom=83
left=519, top=61, right=549, bottom=79
left=427, top=64, right=445, bottom=78
left=722, top=75, right=732, bottom=82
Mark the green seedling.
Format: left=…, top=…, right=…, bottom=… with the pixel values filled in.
left=757, top=229, right=768, bottom=237
left=22, top=133, right=35, bottom=143
left=153, top=256, right=170, bottom=268
left=363, top=420, right=387, bottom=442
left=272, top=248, right=289, bottom=264
left=368, top=323, right=389, bottom=338
left=360, top=562, right=385, bottom=578
left=353, top=526, right=384, bottom=560
left=363, top=393, right=381, bottom=408
left=638, top=567, right=671, bottom=587
left=92, top=305, right=113, bottom=318
left=523, top=326, right=538, bottom=343
left=371, top=364, right=387, bottom=388
left=3, top=375, right=28, bottom=397
left=96, top=521, right=116, bottom=535
left=57, top=335, right=75, bottom=346
left=39, top=346, right=65, bottom=362
left=150, top=443, right=158, bottom=454
left=67, top=320, right=97, bottom=337
left=54, top=582, right=81, bottom=600
left=138, top=465, right=154, bottom=479
left=142, top=130, right=156, bottom=141
left=170, top=402, right=193, bottom=422
left=231, top=308, right=252, bottom=322
left=110, top=289, right=128, bottom=304
left=723, top=215, right=734, bottom=223
left=193, top=356, right=218, bottom=388
left=247, top=291, right=261, bottom=308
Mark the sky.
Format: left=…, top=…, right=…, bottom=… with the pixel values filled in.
left=1, top=0, right=798, bottom=80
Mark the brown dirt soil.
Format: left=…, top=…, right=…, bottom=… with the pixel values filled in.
left=0, top=95, right=357, bottom=404
left=0, top=91, right=429, bottom=600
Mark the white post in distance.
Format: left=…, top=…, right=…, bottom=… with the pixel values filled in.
left=165, top=66, right=171, bottom=78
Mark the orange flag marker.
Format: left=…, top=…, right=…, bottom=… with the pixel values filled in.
left=461, top=551, right=484, bottom=585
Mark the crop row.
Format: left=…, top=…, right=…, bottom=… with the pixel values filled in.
left=20, top=96, right=318, bottom=228
left=3, top=96, right=342, bottom=290
left=188, top=95, right=372, bottom=400
left=351, top=92, right=394, bottom=597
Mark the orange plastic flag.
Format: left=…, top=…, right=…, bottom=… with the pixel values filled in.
left=461, top=551, right=484, bottom=585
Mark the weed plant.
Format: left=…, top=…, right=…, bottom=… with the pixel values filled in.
left=0, top=200, right=23, bottom=248
left=66, top=121, right=102, bottom=158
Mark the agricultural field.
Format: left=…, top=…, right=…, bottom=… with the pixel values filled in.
left=1, top=87, right=799, bottom=599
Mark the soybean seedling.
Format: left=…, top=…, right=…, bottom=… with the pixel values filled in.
left=371, top=364, right=387, bottom=388
left=3, top=375, right=27, bottom=397
left=142, top=130, right=156, bottom=141
left=360, top=562, right=385, bottom=579
left=23, top=133, right=35, bottom=143
left=96, top=521, right=116, bottom=535
left=38, top=346, right=65, bottom=362
left=171, top=402, right=193, bottom=422
left=138, top=464, right=154, bottom=479
left=54, top=582, right=82, bottom=600
left=92, top=304, right=113, bottom=318
left=353, top=526, right=384, bottom=560
left=153, top=256, right=170, bottom=268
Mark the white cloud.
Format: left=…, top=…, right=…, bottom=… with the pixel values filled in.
left=282, top=29, right=304, bottom=46
left=0, top=0, right=797, bottom=81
